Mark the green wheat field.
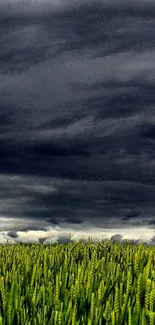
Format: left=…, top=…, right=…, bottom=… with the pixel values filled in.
left=0, top=236, right=155, bottom=324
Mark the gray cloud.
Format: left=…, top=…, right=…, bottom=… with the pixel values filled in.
left=0, top=0, right=155, bottom=244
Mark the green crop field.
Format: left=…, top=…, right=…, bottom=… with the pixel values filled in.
left=0, top=237, right=155, bottom=324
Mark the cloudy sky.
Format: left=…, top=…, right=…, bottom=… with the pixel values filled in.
left=0, top=0, right=155, bottom=245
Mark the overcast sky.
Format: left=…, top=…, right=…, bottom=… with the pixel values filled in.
left=0, top=0, right=155, bottom=245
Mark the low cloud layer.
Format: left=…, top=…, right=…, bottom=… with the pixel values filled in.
left=0, top=0, right=155, bottom=244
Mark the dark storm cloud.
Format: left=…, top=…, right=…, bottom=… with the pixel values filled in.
left=7, top=231, right=18, bottom=239
left=0, top=176, right=153, bottom=226
left=122, top=211, right=141, bottom=221
left=65, top=217, right=83, bottom=224
left=1, top=1, right=155, bottom=75
left=0, top=0, right=155, bottom=244
left=111, top=234, right=123, bottom=243
left=31, top=139, right=90, bottom=157
left=140, top=123, right=155, bottom=140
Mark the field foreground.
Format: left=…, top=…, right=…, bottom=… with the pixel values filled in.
left=0, top=238, right=154, bottom=324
